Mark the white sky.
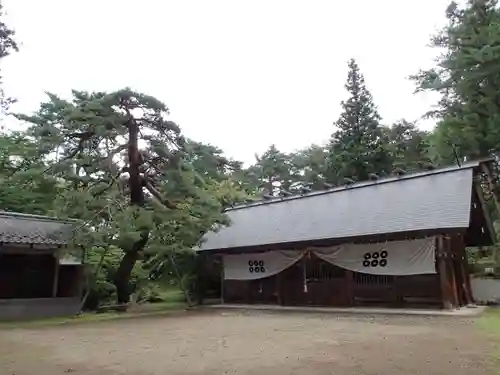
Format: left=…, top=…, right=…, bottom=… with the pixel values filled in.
left=2, top=0, right=450, bottom=164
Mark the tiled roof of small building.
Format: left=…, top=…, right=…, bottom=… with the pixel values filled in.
left=198, top=160, right=494, bottom=252
left=0, top=212, right=78, bottom=246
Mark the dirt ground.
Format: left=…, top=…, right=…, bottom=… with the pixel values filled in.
left=0, top=310, right=496, bottom=375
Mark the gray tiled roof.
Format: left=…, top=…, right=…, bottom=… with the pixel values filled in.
left=199, top=163, right=481, bottom=251
left=0, top=212, right=77, bottom=246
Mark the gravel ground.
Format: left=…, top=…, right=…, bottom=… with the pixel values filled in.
left=0, top=310, right=496, bottom=375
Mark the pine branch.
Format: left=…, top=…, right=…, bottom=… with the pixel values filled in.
left=143, top=176, right=176, bottom=209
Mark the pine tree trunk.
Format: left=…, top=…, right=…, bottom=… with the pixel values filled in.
left=114, top=113, right=149, bottom=304
left=114, top=233, right=149, bottom=304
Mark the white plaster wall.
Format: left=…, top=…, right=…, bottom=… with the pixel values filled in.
left=471, top=278, right=500, bottom=303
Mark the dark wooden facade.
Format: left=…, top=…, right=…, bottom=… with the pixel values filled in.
left=0, top=212, right=84, bottom=320
left=199, top=233, right=474, bottom=309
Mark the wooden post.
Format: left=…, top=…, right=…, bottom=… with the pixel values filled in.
left=437, top=236, right=453, bottom=309
left=450, top=237, right=465, bottom=306
left=52, top=251, right=60, bottom=298
left=446, top=237, right=459, bottom=307
left=448, top=260, right=459, bottom=307
left=220, top=255, right=225, bottom=304
left=452, top=234, right=470, bottom=305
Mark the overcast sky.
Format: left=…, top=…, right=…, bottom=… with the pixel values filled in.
left=2, top=0, right=450, bottom=164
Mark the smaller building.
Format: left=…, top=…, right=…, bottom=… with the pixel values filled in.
left=0, top=212, right=84, bottom=320
left=196, top=159, right=496, bottom=309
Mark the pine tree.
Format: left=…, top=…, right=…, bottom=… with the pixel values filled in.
left=16, top=89, right=240, bottom=304
left=327, top=59, right=389, bottom=182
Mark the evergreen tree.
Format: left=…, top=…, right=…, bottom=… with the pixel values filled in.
left=247, top=145, right=293, bottom=195
left=289, top=144, right=329, bottom=191
left=413, top=0, right=500, bottom=161
left=383, top=120, right=432, bottom=170
left=327, top=59, right=389, bottom=182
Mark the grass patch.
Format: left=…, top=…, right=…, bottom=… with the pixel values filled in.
left=477, top=307, right=500, bottom=373
left=0, top=301, right=186, bottom=329
left=478, top=308, right=500, bottom=337
left=157, top=287, right=185, bottom=303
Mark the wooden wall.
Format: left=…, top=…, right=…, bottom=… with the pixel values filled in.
left=0, top=253, right=56, bottom=299
left=217, top=233, right=473, bottom=309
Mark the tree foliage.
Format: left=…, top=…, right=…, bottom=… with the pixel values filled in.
left=0, top=2, right=17, bottom=113
left=0, top=133, right=61, bottom=214
left=382, top=120, right=432, bottom=170
left=413, top=0, right=500, bottom=161
left=245, top=145, right=294, bottom=195
left=327, top=59, right=390, bottom=182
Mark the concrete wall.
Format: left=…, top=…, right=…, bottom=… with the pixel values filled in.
left=471, top=278, right=500, bottom=303
left=0, top=297, right=80, bottom=321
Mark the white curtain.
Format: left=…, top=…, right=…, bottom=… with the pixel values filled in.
left=223, top=250, right=304, bottom=280
left=313, top=237, right=436, bottom=275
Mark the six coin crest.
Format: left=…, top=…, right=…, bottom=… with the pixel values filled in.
left=248, top=260, right=266, bottom=273
left=362, top=251, right=388, bottom=268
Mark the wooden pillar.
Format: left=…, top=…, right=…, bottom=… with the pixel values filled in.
left=451, top=239, right=465, bottom=307
left=437, top=236, right=453, bottom=309
left=452, top=234, right=469, bottom=305
left=52, top=251, right=60, bottom=298
left=220, top=255, right=225, bottom=304
left=446, top=237, right=459, bottom=307
left=448, top=259, right=459, bottom=306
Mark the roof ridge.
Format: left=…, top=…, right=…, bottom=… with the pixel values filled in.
left=0, top=211, right=79, bottom=224
left=227, top=160, right=486, bottom=212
